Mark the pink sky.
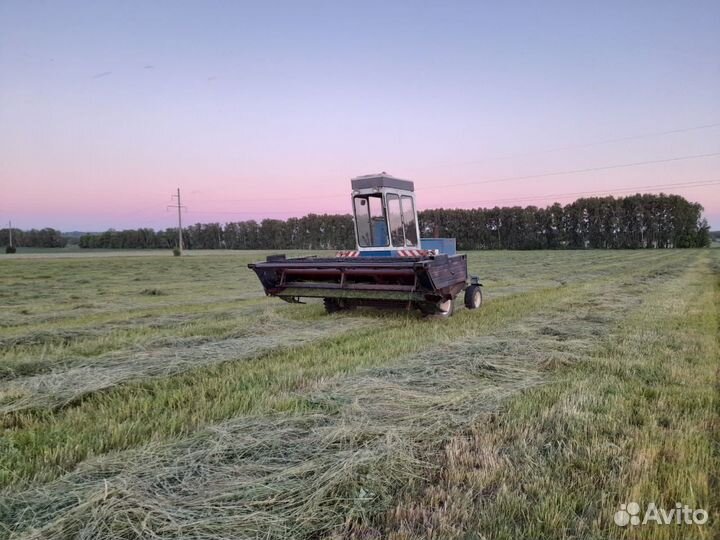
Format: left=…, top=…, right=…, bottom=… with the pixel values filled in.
left=2, top=2, right=719, bottom=230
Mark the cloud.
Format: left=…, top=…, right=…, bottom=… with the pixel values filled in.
left=92, top=71, right=112, bottom=79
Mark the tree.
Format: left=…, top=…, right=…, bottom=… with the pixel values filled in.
left=73, top=193, right=711, bottom=251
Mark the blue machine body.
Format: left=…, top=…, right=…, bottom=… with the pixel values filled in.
left=357, top=250, right=395, bottom=257
left=419, top=238, right=457, bottom=256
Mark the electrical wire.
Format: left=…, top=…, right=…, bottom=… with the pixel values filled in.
left=184, top=177, right=720, bottom=217
left=439, top=121, right=720, bottom=166
left=188, top=151, right=720, bottom=204
left=437, top=179, right=720, bottom=208
left=420, top=152, right=720, bottom=190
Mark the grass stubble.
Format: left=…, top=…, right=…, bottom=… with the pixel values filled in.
left=0, top=249, right=717, bottom=539
left=0, top=251, right=680, bottom=490
left=384, top=252, right=720, bottom=539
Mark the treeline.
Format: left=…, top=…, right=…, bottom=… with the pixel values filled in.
left=78, top=214, right=355, bottom=250
left=0, top=228, right=67, bottom=248
left=79, top=228, right=178, bottom=249
left=423, top=194, right=710, bottom=249
left=74, top=193, right=710, bottom=250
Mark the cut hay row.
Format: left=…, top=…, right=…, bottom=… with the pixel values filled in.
left=1, top=251, right=697, bottom=538
left=0, top=251, right=690, bottom=491
left=0, top=315, right=379, bottom=414
left=383, top=253, right=720, bottom=539
left=0, top=250, right=673, bottom=395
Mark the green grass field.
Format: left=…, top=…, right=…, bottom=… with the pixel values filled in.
left=0, top=249, right=718, bottom=539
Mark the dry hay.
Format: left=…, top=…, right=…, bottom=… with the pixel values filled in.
left=0, top=315, right=377, bottom=414
left=0, top=272, right=651, bottom=539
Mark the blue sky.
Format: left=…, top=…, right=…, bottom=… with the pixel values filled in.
left=1, top=0, right=719, bottom=229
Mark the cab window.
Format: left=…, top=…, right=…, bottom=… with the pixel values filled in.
left=401, top=196, right=418, bottom=246
left=354, top=194, right=388, bottom=247
left=386, top=194, right=404, bottom=246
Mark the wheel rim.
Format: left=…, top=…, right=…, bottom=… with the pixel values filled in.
left=472, top=289, right=481, bottom=308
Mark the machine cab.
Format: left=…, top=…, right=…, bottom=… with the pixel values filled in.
left=350, top=173, right=421, bottom=256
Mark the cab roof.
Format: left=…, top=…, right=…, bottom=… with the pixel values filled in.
left=351, top=172, right=414, bottom=192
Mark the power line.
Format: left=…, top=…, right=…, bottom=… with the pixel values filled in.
left=421, top=151, right=720, bottom=190
left=185, top=209, right=294, bottom=216
left=442, top=121, right=720, bottom=166
left=439, top=179, right=720, bottom=208
left=189, top=150, right=720, bottom=204
left=189, top=120, right=720, bottom=204
left=183, top=177, right=720, bottom=217
left=167, top=188, right=186, bottom=253
left=191, top=192, right=345, bottom=204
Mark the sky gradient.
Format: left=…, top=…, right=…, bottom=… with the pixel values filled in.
left=1, top=0, right=719, bottom=231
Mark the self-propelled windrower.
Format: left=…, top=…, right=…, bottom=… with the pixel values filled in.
left=248, top=173, right=482, bottom=317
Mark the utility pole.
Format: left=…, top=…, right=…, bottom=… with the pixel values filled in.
left=167, top=188, right=186, bottom=254
left=8, top=220, right=13, bottom=248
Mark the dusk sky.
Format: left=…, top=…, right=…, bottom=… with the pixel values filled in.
left=1, top=0, right=719, bottom=231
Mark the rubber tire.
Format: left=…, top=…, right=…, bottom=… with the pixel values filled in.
left=464, top=285, right=483, bottom=309
left=323, top=298, right=343, bottom=314
left=428, top=297, right=454, bottom=318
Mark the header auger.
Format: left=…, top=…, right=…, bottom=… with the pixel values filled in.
left=248, top=173, right=482, bottom=317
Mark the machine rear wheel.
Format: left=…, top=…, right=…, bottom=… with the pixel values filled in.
left=421, top=297, right=454, bottom=318
left=436, top=298, right=454, bottom=317
left=464, top=285, right=482, bottom=309
left=323, top=298, right=343, bottom=314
